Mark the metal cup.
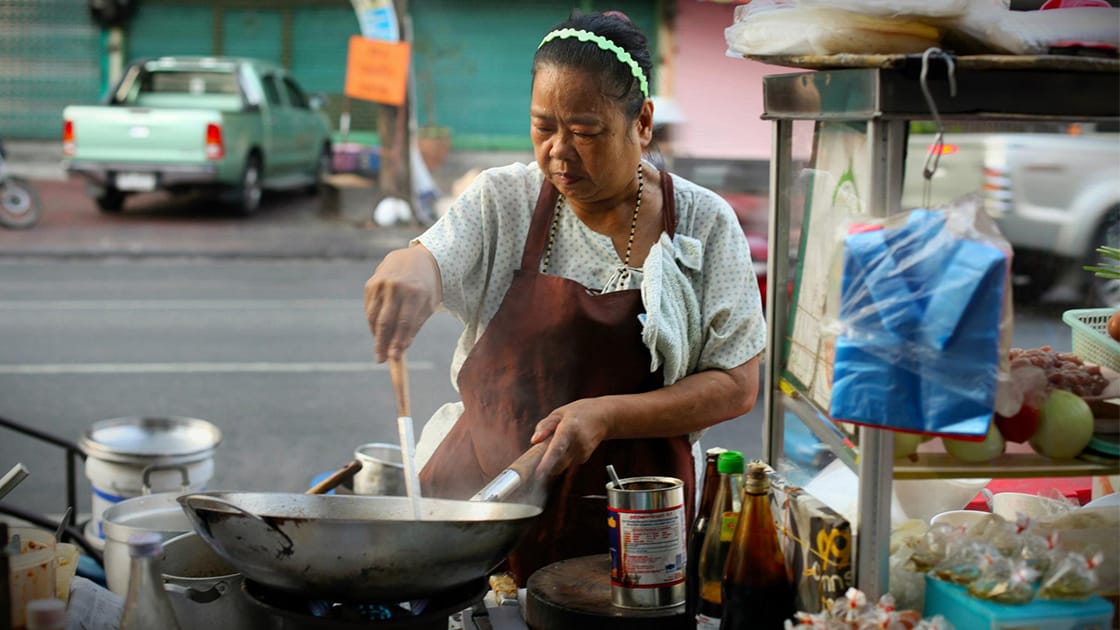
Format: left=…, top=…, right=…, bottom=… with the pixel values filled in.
left=353, top=442, right=406, bottom=496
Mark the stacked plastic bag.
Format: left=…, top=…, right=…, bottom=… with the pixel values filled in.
left=725, top=0, right=1120, bottom=58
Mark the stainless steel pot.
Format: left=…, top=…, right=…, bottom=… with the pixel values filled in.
left=101, top=490, right=194, bottom=594
left=161, top=532, right=253, bottom=629
left=352, top=442, right=405, bottom=496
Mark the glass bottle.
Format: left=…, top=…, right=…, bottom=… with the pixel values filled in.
left=720, top=461, right=795, bottom=630
left=693, top=450, right=744, bottom=630
left=119, top=532, right=183, bottom=630
left=686, top=446, right=726, bottom=621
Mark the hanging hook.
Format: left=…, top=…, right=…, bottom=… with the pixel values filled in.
left=919, top=48, right=958, bottom=206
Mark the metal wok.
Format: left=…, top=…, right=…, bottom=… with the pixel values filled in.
left=178, top=443, right=548, bottom=602
left=179, top=493, right=540, bottom=602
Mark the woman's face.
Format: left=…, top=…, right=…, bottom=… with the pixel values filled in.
left=530, top=64, right=652, bottom=209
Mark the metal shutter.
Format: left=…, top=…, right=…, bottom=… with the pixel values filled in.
left=0, top=0, right=101, bottom=139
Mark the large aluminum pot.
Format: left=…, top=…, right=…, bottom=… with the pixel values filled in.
left=161, top=532, right=253, bottom=628
left=101, top=490, right=193, bottom=594
left=179, top=492, right=541, bottom=603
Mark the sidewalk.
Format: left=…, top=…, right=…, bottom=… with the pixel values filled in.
left=0, top=144, right=532, bottom=260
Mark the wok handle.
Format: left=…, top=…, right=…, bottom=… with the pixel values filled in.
left=306, top=459, right=362, bottom=495
left=470, top=440, right=550, bottom=503
left=179, top=494, right=294, bottom=552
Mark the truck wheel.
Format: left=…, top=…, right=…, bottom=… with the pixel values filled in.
left=1087, top=205, right=1120, bottom=309
left=307, top=145, right=332, bottom=195
left=96, top=187, right=125, bottom=213
left=236, top=155, right=262, bottom=215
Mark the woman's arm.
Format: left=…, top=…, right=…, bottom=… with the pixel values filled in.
left=364, top=243, right=443, bottom=362
left=531, top=354, right=761, bottom=475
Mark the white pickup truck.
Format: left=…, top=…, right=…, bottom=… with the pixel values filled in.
left=902, top=125, right=1120, bottom=308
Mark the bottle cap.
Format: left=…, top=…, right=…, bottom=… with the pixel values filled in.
left=716, top=451, right=745, bottom=474
left=127, top=531, right=164, bottom=557
left=704, top=446, right=727, bottom=457
left=26, top=599, right=66, bottom=628
left=744, top=460, right=771, bottom=493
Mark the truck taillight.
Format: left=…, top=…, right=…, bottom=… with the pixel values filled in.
left=63, top=120, right=75, bottom=156
left=205, top=123, right=225, bottom=160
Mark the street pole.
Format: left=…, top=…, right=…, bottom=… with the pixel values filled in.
left=376, top=0, right=413, bottom=215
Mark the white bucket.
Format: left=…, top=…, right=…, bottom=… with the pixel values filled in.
left=79, top=416, right=221, bottom=544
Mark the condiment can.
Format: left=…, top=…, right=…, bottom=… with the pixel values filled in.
left=606, top=476, right=686, bottom=609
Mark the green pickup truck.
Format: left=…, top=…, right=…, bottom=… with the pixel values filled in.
left=63, top=56, right=333, bottom=214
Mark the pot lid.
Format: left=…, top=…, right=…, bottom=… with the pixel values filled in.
left=80, top=416, right=221, bottom=462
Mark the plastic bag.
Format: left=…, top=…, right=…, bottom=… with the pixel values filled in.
left=948, top=4, right=1120, bottom=55
left=827, top=197, right=1013, bottom=438
left=797, top=0, right=972, bottom=19
left=726, top=3, right=942, bottom=57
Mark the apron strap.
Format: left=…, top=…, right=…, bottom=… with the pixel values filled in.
left=521, top=168, right=677, bottom=272
left=520, top=180, right=561, bottom=272
left=660, top=169, right=676, bottom=238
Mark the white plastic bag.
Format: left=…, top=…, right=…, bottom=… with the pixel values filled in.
left=798, top=0, right=973, bottom=19
left=726, top=5, right=942, bottom=57
left=952, top=5, right=1120, bottom=55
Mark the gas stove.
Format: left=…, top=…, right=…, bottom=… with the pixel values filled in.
left=241, top=577, right=485, bottom=629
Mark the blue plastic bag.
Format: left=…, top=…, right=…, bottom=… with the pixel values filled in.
left=828, top=208, right=1008, bottom=438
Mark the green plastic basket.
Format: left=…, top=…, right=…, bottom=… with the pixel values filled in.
left=1061, top=308, right=1120, bottom=372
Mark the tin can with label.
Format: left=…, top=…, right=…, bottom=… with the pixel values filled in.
left=606, top=476, right=686, bottom=609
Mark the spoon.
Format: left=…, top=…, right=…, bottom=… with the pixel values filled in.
left=390, top=354, right=423, bottom=520
left=607, top=464, right=625, bottom=490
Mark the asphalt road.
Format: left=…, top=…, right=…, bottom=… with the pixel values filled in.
left=0, top=175, right=1079, bottom=527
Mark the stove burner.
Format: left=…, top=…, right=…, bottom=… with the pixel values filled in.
left=241, top=577, right=488, bottom=629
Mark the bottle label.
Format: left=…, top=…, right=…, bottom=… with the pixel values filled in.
left=695, top=613, right=721, bottom=629
left=607, top=503, right=686, bottom=588
left=719, top=511, right=739, bottom=542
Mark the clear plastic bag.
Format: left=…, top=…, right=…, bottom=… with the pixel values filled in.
left=826, top=197, right=1013, bottom=438
left=725, top=3, right=943, bottom=57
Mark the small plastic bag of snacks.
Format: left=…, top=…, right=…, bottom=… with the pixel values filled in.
left=907, top=523, right=956, bottom=573
left=1019, top=530, right=1060, bottom=575
left=967, top=554, right=1039, bottom=604
left=933, top=541, right=997, bottom=585
left=1037, top=548, right=1104, bottom=601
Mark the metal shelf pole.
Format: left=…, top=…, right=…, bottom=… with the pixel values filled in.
left=763, top=118, right=794, bottom=467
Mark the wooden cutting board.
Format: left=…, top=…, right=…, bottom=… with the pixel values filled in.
left=524, top=555, right=689, bottom=630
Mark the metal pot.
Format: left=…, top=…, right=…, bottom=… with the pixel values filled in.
left=352, top=442, right=405, bottom=496
left=161, top=532, right=253, bottom=628
left=101, top=488, right=194, bottom=595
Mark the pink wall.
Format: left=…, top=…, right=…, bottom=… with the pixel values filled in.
left=670, top=0, right=793, bottom=160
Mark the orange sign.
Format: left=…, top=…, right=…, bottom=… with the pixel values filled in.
left=345, top=36, right=411, bottom=106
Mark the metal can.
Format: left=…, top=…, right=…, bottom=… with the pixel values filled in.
left=606, top=476, right=686, bottom=609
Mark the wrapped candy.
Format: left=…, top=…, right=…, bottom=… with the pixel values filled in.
left=785, top=588, right=954, bottom=630
left=1037, top=548, right=1104, bottom=601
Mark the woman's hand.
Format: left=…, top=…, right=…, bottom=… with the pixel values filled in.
left=364, top=245, right=442, bottom=362
left=530, top=398, right=614, bottom=478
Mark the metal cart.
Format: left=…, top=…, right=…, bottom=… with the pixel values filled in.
left=756, top=52, right=1120, bottom=598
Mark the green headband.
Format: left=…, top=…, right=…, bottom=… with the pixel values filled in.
left=538, top=28, right=649, bottom=98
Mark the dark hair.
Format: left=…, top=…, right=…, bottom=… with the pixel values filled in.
left=532, top=11, right=651, bottom=120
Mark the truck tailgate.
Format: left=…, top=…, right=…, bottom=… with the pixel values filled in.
left=65, top=105, right=222, bottom=164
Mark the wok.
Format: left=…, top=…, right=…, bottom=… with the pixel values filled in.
left=178, top=443, right=547, bottom=602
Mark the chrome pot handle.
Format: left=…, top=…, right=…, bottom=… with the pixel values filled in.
left=164, top=581, right=226, bottom=603
left=178, top=494, right=294, bottom=554
left=141, top=463, right=191, bottom=496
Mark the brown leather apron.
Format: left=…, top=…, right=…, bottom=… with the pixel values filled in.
left=419, top=170, right=695, bottom=584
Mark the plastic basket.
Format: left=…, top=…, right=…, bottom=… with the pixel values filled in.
left=1061, top=308, right=1120, bottom=372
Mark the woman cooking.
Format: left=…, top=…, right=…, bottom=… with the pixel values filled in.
left=364, top=11, right=766, bottom=583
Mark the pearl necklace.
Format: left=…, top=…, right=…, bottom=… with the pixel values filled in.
left=542, top=163, right=644, bottom=283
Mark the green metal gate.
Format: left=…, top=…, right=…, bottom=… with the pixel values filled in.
left=0, top=0, right=102, bottom=140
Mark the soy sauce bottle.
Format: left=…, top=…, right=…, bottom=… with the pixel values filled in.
left=719, top=461, right=795, bottom=630
left=694, top=451, right=744, bottom=629
left=686, top=447, right=726, bottom=620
